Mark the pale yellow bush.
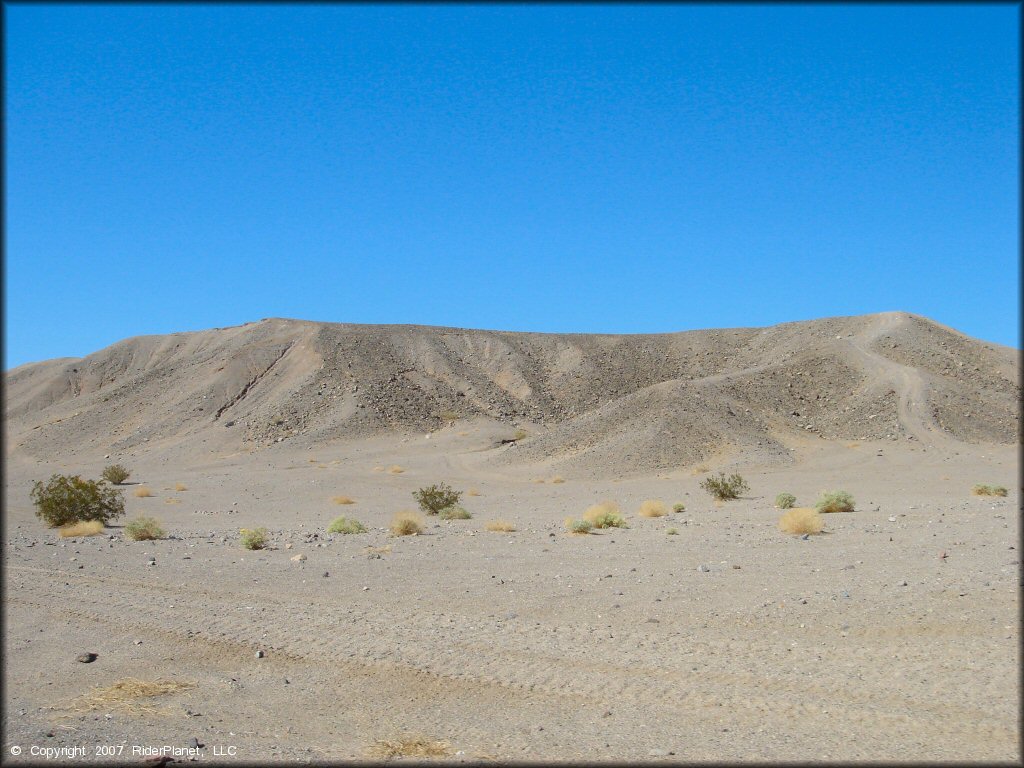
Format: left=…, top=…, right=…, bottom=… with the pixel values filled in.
left=779, top=507, right=824, bottom=535
left=638, top=499, right=668, bottom=517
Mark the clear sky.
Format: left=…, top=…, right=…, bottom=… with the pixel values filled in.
left=5, top=3, right=1019, bottom=369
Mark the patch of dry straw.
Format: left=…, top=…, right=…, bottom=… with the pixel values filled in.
left=66, top=678, right=195, bottom=715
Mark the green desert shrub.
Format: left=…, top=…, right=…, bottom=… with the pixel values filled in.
left=101, top=464, right=131, bottom=485
left=240, top=527, right=269, bottom=550
left=125, top=516, right=166, bottom=541
left=412, top=483, right=462, bottom=515
left=327, top=516, right=367, bottom=534
left=775, top=492, right=797, bottom=509
left=564, top=517, right=594, bottom=534
left=815, top=490, right=855, bottom=513
left=700, top=473, right=750, bottom=501
left=583, top=501, right=629, bottom=529
left=972, top=484, right=1008, bottom=497
left=31, top=474, right=125, bottom=528
left=438, top=505, right=472, bottom=520
left=672, top=503, right=686, bottom=513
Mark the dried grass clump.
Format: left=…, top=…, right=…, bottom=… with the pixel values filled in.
left=466, top=488, right=481, bottom=497
left=438, top=505, right=471, bottom=520
left=583, top=500, right=628, bottom=529
left=68, top=678, right=196, bottom=714
left=390, top=511, right=424, bottom=536
left=564, top=517, right=594, bottom=534
left=373, top=466, right=385, bottom=472
left=779, top=507, right=824, bottom=535
left=125, top=516, right=166, bottom=541
left=551, top=476, right=566, bottom=484
left=133, top=486, right=154, bottom=498
left=638, top=499, right=668, bottom=518
left=972, top=484, right=1008, bottom=497
left=58, top=520, right=105, bottom=538
left=327, top=516, right=367, bottom=534
left=174, top=483, right=188, bottom=492
left=332, top=495, right=356, bottom=505
left=485, top=519, right=516, bottom=532
left=387, top=465, right=405, bottom=474
left=365, top=736, right=452, bottom=760
left=164, top=498, right=181, bottom=505
left=815, top=490, right=855, bottom=513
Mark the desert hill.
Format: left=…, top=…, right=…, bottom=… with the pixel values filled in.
left=4, top=311, right=1019, bottom=473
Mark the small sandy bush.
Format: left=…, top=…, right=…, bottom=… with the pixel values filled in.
left=327, top=516, right=367, bottom=534
left=513, top=428, right=528, bottom=441
left=59, top=520, right=105, bottom=538
left=638, top=499, right=668, bottom=518
left=101, top=464, right=131, bottom=485
left=972, top=484, right=1008, bottom=497
left=564, top=517, right=594, bottom=534
left=387, top=465, right=405, bottom=474
left=666, top=527, right=679, bottom=535
left=485, top=519, right=516, bottom=532
left=125, top=516, right=166, bottom=541
left=551, top=475, right=565, bottom=484
left=412, top=483, right=462, bottom=515
left=133, top=486, right=154, bottom=498
left=583, top=501, right=628, bottom=529
left=240, top=527, right=268, bottom=550
left=439, top=505, right=471, bottom=520
left=673, top=502, right=685, bottom=513
left=466, top=487, right=481, bottom=497
left=174, top=482, right=187, bottom=492
left=390, top=511, right=424, bottom=536
left=775, top=492, right=797, bottom=509
left=31, top=474, right=125, bottom=527
left=332, top=495, right=356, bottom=505
left=815, top=490, right=855, bottom=513
left=700, top=473, right=749, bottom=501
left=365, top=737, right=452, bottom=760
left=779, top=507, right=824, bottom=534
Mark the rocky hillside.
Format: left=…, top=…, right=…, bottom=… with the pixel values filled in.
left=5, top=312, right=1019, bottom=472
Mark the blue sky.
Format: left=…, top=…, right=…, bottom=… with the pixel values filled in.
left=5, top=4, right=1019, bottom=369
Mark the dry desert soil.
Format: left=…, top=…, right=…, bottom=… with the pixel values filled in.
left=2, top=311, right=1020, bottom=763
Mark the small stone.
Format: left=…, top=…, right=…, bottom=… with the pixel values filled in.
left=648, top=748, right=670, bottom=757
left=697, top=564, right=710, bottom=572
left=888, top=516, right=897, bottom=522
left=285, top=543, right=293, bottom=549
left=322, top=571, right=329, bottom=578
left=76, top=652, right=98, bottom=663
left=187, top=737, right=201, bottom=749
left=801, top=533, right=810, bottom=540
left=732, top=564, right=741, bottom=569
left=290, top=554, right=306, bottom=562
left=134, top=640, right=143, bottom=645
left=255, top=650, right=265, bottom=659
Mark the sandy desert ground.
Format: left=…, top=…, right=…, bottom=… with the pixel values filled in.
left=3, top=312, right=1019, bottom=763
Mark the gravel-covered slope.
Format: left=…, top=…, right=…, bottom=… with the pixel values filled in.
left=5, top=312, right=1019, bottom=471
